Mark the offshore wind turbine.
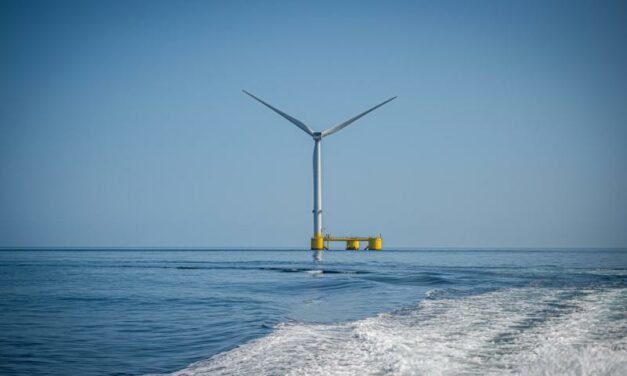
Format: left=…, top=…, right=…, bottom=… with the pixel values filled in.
left=243, top=90, right=396, bottom=251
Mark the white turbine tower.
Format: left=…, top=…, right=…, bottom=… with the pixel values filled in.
left=243, top=90, right=396, bottom=251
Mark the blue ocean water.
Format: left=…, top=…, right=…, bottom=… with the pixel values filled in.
left=0, top=249, right=625, bottom=376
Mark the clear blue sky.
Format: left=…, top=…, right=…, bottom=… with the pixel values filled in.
left=1, top=0, right=626, bottom=248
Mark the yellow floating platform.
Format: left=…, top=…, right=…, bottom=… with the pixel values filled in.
left=310, top=234, right=383, bottom=251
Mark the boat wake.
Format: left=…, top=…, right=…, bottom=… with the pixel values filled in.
left=167, top=287, right=626, bottom=375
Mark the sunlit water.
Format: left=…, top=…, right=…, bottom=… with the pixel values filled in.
left=0, top=249, right=625, bottom=375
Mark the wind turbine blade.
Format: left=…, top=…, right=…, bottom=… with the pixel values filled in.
left=243, top=90, right=314, bottom=136
left=321, top=96, right=397, bottom=138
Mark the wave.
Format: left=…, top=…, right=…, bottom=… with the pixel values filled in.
left=362, top=274, right=450, bottom=286
left=166, top=287, right=627, bottom=376
left=175, top=266, right=368, bottom=275
left=5, top=262, right=368, bottom=276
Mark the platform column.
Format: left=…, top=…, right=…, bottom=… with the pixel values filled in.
left=368, top=237, right=383, bottom=250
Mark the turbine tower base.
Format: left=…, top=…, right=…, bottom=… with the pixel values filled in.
left=311, top=234, right=325, bottom=250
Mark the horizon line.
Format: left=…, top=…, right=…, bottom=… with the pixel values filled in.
left=1, top=246, right=626, bottom=251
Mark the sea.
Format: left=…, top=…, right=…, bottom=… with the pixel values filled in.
left=0, top=249, right=625, bottom=376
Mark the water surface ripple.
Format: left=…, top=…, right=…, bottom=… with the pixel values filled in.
left=0, top=249, right=625, bottom=375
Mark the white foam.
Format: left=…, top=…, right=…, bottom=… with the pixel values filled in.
left=168, top=288, right=627, bottom=376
